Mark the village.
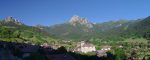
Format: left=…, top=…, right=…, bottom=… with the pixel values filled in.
left=0, top=40, right=116, bottom=60
left=0, top=40, right=149, bottom=60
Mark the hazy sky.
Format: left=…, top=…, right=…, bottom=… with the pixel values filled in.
left=0, top=0, right=150, bottom=26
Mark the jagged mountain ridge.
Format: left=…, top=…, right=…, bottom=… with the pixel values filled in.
left=46, top=15, right=131, bottom=40
left=1, top=16, right=150, bottom=41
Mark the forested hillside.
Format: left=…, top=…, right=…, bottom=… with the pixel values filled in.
left=45, top=16, right=150, bottom=42
left=0, top=16, right=58, bottom=45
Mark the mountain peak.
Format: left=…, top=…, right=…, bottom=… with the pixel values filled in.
left=3, top=16, right=23, bottom=25
left=69, top=15, right=88, bottom=24
left=5, top=16, right=15, bottom=21
left=69, top=15, right=93, bottom=28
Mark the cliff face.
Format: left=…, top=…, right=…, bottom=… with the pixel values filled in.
left=69, top=15, right=93, bottom=28
left=0, top=16, right=23, bottom=26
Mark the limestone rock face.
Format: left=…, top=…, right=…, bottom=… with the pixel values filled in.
left=69, top=15, right=93, bottom=28
left=3, top=16, right=23, bottom=25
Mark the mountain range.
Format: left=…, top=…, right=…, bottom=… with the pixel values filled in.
left=0, top=15, right=150, bottom=43
left=43, top=15, right=150, bottom=41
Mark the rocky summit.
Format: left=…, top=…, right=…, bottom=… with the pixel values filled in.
left=69, top=15, right=93, bottom=28
left=3, top=16, right=23, bottom=25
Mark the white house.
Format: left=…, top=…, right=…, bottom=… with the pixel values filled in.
left=101, top=46, right=112, bottom=51
left=74, top=41, right=96, bottom=53
left=96, top=46, right=112, bottom=57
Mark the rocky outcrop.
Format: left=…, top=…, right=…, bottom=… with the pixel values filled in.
left=69, top=15, right=93, bottom=28
left=2, top=16, right=23, bottom=25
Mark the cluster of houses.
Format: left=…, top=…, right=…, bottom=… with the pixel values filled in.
left=73, top=41, right=96, bottom=53
left=96, top=46, right=112, bottom=57
left=73, top=41, right=112, bottom=57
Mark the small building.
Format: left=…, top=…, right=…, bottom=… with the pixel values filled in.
left=74, top=41, right=96, bottom=53
left=101, top=46, right=112, bottom=51
left=41, top=43, right=51, bottom=48
left=119, top=45, right=123, bottom=48
left=96, top=46, right=112, bottom=57
left=96, top=50, right=107, bottom=57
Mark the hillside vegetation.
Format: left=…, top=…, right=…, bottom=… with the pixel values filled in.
left=0, top=16, right=58, bottom=45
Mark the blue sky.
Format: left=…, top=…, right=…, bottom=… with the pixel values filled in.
left=0, top=0, right=150, bottom=26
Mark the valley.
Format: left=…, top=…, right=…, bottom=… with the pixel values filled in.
left=0, top=16, right=149, bottom=60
